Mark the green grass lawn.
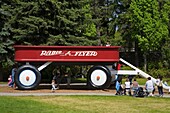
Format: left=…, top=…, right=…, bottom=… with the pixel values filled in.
left=0, top=96, right=170, bottom=113
left=121, top=78, right=145, bottom=85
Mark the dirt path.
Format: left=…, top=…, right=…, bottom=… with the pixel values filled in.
left=0, top=83, right=116, bottom=96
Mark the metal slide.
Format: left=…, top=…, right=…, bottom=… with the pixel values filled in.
left=112, top=58, right=170, bottom=92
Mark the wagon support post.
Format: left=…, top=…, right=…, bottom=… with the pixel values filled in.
left=38, top=62, right=52, bottom=71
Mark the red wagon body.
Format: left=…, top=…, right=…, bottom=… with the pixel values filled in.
left=14, top=45, right=120, bottom=63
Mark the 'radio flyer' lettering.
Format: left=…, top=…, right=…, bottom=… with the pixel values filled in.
left=74, top=51, right=97, bottom=56
left=40, top=51, right=63, bottom=56
left=40, top=50, right=98, bottom=56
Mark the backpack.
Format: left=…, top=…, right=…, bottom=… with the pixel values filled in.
left=135, top=87, right=145, bottom=97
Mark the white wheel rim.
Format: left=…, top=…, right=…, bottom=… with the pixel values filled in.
left=19, top=70, right=36, bottom=86
left=90, top=69, right=107, bottom=86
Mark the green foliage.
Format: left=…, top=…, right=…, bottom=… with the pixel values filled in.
left=161, top=39, right=170, bottom=68
left=148, top=68, right=170, bottom=78
left=1, top=0, right=99, bottom=46
left=121, top=66, right=133, bottom=70
left=147, top=60, right=170, bottom=78
left=119, top=0, right=170, bottom=71
left=0, top=2, right=15, bottom=68
left=90, top=0, right=123, bottom=45
left=82, top=3, right=97, bottom=37
left=129, top=0, right=169, bottom=52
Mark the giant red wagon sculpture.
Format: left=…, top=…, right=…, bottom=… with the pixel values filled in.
left=14, top=45, right=121, bottom=90
left=14, top=45, right=170, bottom=91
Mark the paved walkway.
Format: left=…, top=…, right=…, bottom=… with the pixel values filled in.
left=0, top=83, right=170, bottom=97
left=0, top=92, right=170, bottom=97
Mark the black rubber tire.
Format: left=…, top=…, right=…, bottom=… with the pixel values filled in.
left=87, top=66, right=111, bottom=89
left=15, top=65, right=41, bottom=90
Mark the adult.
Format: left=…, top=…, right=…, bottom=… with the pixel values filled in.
left=65, top=67, right=71, bottom=88
left=156, top=76, right=164, bottom=97
left=52, top=68, right=61, bottom=89
left=145, top=77, right=154, bottom=96
left=132, top=78, right=139, bottom=95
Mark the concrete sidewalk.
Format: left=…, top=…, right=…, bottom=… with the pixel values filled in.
left=0, top=83, right=170, bottom=97
left=0, top=92, right=170, bottom=97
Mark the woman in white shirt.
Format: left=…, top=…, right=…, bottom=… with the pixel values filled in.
left=145, top=77, right=154, bottom=96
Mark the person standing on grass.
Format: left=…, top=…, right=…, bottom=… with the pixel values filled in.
left=156, top=76, right=164, bottom=97
left=145, top=77, right=154, bottom=96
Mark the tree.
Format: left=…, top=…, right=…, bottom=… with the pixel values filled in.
left=160, top=0, right=170, bottom=69
left=82, top=3, right=97, bottom=38
left=2, top=0, right=98, bottom=46
left=55, top=0, right=98, bottom=45
left=127, top=0, right=169, bottom=71
left=0, top=0, right=15, bottom=68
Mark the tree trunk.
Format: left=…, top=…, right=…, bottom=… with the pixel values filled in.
left=135, top=41, right=139, bottom=67
left=143, top=53, right=147, bottom=72
left=0, top=64, right=5, bottom=81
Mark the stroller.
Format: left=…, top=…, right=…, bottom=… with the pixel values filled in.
left=134, top=87, right=145, bottom=97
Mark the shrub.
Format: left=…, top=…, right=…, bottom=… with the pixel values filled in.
left=148, top=68, right=170, bottom=78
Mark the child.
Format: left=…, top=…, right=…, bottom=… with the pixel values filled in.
left=124, top=78, right=131, bottom=95
left=115, top=81, right=124, bottom=95
left=8, top=75, right=12, bottom=87
left=115, top=81, right=120, bottom=95
left=51, top=80, right=57, bottom=92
